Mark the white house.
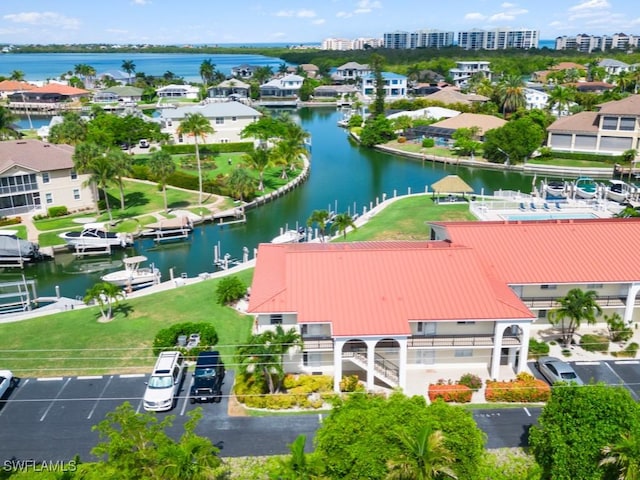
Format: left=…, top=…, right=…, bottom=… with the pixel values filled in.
left=448, top=61, right=492, bottom=87
left=156, top=84, right=200, bottom=99
left=259, top=74, right=304, bottom=99
left=159, top=102, right=262, bottom=144
left=361, top=72, right=407, bottom=101
left=332, top=62, right=371, bottom=83
left=0, top=140, right=97, bottom=217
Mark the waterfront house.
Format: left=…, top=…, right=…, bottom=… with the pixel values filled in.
left=0, top=80, right=36, bottom=100
left=159, top=101, right=261, bottom=144
left=156, top=84, right=199, bottom=100
left=331, top=62, right=371, bottom=83
left=0, top=140, right=97, bottom=217
left=93, top=86, right=144, bottom=104
left=599, top=58, right=630, bottom=77
left=420, top=113, right=506, bottom=142
left=298, top=64, right=320, bottom=78
left=231, top=64, right=260, bottom=79
left=531, top=62, right=587, bottom=84
left=7, top=84, right=90, bottom=112
left=424, top=87, right=489, bottom=107
left=259, top=74, right=304, bottom=102
left=547, top=94, right=640, bottom=156
left=96, top=70, right=130, bottom=85
left=361, top=72, right=407, bottom=101
left=248, top=218, right=640, bottom=393
left=448, top=61, right=491, bottom=87
left=207, top=79, right=251, bottom=101
left=312, top=85, right=358, bottom=102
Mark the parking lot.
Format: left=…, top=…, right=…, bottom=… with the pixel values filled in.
left=530, top=358, right=640, bottom=400
left=0, top=369, right=321, bottom=463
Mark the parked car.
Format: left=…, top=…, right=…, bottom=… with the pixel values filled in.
left=139, top=139, right=150, bottom=149
left=535, top=356, right=584, bottom=385
left=143, top=351, right=185, bottom=411
left=190, top=351, right=225, bottom=404
left=0, top=370, right=15, bottom=399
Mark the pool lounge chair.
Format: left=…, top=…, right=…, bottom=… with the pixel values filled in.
left=530, top=202, right=537, bottom=211
left=555, top=202, right=562, bottom=210
left=543, top=203, right=551, bottom=211
left=519, top=202, right=526, bottom=211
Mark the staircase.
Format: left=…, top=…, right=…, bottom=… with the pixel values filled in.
left=345, top=351, right=399, bottom=387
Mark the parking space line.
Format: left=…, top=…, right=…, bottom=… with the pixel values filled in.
left=39, top=377, right=71, bottom=422
left=77, top=375, right=103, bottom=380
left=615, top=360, right=640, bottom=365
left=574, top=361, right=601, bottom=365
left=87, top=375, right=113, bottom=420
left=120, top=374, right=145, bottom=378
left=605, top=361, right=640, bottom=401
left=180, top=377, right=194, bottom=416
left=523, top=407, right=531, bottom=417
left=37, top=377, right=63, bottom=382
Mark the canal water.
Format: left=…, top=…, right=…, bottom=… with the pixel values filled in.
left=4, top=107, right=533, bottom=299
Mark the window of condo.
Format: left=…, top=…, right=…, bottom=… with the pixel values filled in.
left=587, top=284, right=603, bottom=289
left=303, top=352, right=323, bottom=367
left=73, top=189, right=80, bottom=200
left=454, top=349, right=473, bottom=358
left=70, top=170, right=77, bottom=180
left=45, top=193, right=53, bottom=204
left=602, top=116, right=618, bottom=130
left=216, top=117, right=224, bottom=124
left=270, top=314, right=283, bottom=325
left=541, top=284, right=557, bottom=290
left=42, top=172, right=50, bottom=184
left=620, top=117, right=636, bottom=131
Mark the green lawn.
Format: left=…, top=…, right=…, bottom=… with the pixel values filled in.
left=1, top=269, right=254, bottom=377
left=1, top=225, right=27, bottom=239
left=336, top=195, right=476, bottom=242
left=527, top=158, right=615, bottom=169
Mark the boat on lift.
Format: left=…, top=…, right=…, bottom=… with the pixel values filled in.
left=59, top=223, right=131, bottom=249
left=605, top=179, right=636, bottom=203
left=101, top=255, right=161, bottom=289
left=573, top=177, right=599, bottom=200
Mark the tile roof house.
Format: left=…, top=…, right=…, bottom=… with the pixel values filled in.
left=207, top=79, right=251, bottom=101
left=159, top=101, right=261, bottom=144
left=156, top=84, right=200, bottom=99
left=7, top=84, right=90, bottom=108
left=248, top=218, right=640, bottom=393
left=361, top=72, right=407, bottom=100
left=0, top=80, right=36, bottom=99
left=0, top=140, right=97, bottom=216
left=424, top=113, right=506, bottom=140
left=259, top=74, right=304, bottom=100
left=331, top=62, right=371, bottom=83
left=424, top=87, right=489, bottom=106
left=547, top=94, right=640, bottom=156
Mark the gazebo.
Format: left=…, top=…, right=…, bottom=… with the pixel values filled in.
left=430, top=175, right=474, bottom=203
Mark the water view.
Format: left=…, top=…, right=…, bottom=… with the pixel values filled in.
left=3, top=108, right=534, bottom=299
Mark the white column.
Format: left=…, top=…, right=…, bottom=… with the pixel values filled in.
left=624, top=284, right=640, bottom=324
left=491, top=323, right=504, bottom=379
left=333, top=339, right=345, bottom=392
left=517, top=323, right=531, bottom=374
left=366, top=340, right=376, bottom=391
left=398, top=338, right=408, bottom=392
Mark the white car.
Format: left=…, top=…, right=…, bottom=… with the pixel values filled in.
left=0, top=370, right=14, bottom=399
left=535, top=357, right=584, bottom=385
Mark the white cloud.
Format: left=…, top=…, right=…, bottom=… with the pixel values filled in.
left=3, top=12, right=80, bottom=30
left=569, top=0, right=610, bottom=12
left=489, top=13, right=516, bottom=21
left=312, top=18, right=326, bottom=25
left=336, top=11, right=353, bottom=18
left=464, top=12, right=487, bottom=21
left=275, top=9, right=316, bottom=18
left=336, top=0, right=381, bottom=18
left=132, top=0, right=151, bottom=5
left=501, top=2, right=516, bottom=7
left=271, top=32, right=287, bottom=38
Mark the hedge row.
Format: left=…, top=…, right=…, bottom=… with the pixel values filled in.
left=152, top=321, right=219, bottom=358
left=162, top=142, right=253, bottom=155
left=235, top=373, right=334, bottom=410
left=485, top=372, right=551, bottom=403
left=552, top=151, right=623, bottom=164
left=428, top=383, right=473, bottom=403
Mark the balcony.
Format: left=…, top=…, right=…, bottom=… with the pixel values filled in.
left=520, top=295, right=628, bottom=310
left=302, top=336, right=333, bottom=350
left=408, top=334, right=520, bottom=348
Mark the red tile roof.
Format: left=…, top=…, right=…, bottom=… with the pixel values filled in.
left=0, top=80, right=36, bottom=92
left=437, top=218, right=640, bottom=284
left=248, top=242, right=533, bottom=337
left=29, top=84, right=89, bottom=96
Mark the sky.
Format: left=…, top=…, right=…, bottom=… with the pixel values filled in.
left=0, top=0, right=638, bottom=45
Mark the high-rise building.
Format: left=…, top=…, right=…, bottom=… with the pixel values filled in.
left=555, top=33, right=640, bottom=53
left=457, top=28, right=539, bottom=50
left=321, top=37, right=383, bottom=50
left=383, top=29, right=454, bottom=49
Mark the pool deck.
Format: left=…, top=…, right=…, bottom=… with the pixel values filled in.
left=470, top=191, right=624, bottom=222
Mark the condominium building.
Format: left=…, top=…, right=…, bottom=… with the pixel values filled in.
left=383, top=29, right=454, bottom=49
left=321, top=37, right=383, bottom=51
left=555, top=33, right=640, bottom=53
left=457, top=28, right=539, bottom=50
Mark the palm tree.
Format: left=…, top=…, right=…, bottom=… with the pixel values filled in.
left=549, top=288, right=602, bottom=346
left=253, top=66, right=274, bottom=85
left=176, top=112, right=214, bottom=204
left=148, top=150, right=176, bottom=212
left=306, top=209, right=331, bottom=242
left=600, top=432, right=640, bottom=480
left=85, top=154, right=116, bottom=223
left=331, top=212, right=357, bottom=239
left=121, top=60, right=136, bottom=85
left=276, top=434, right=324, bottom=479
left=547, top=85, right=576, bottom=116
left=72, top=141, right=103, bottom=174
left=616, top=70, right=635, bottom=93
left=226, top=167, right=258, bottom=202
left=273, top=122, right=309, bottom=179
left=83, top=282, right=125, bottom=321
left=105, top=149, right=132, bottom=210
left=496, top=74, right=526, bottom=117
left=243, top=146, right=272, bottom=191
left=9, top=70, right=25, bottom=81
left=0, top=106, right=20, bottom=140
left=199, top=58, right=215, bottom=86
left=386, top=428, right=458, bottom=480
left=278, top=62, right=288, bottom=75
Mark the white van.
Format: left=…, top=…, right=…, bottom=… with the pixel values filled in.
left=143, top=351, right=185, bottom=411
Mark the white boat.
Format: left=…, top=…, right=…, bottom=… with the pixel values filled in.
left=271, top=228, right=306, bottom=244
left=606, top=179, right=636, bottom=203
left=541, top=180, right=567, bottom=198
left=573, top=177, right=599, bottom=199
left=0, top=230, right=41, bottom=261
left=101, top=255, right=161, bottom=289
left=59, top=223, right=131, bottom=249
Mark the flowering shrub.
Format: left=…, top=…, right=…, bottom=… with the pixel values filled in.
left=458, top=373, right=483, bottom=391
left=485, top=372, right=550, bottom=403
left=428, top=381, right=472, bottom=403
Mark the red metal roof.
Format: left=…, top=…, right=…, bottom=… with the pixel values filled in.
left=248, top=241, right=533, bottom=337
left=29, top=84, right=89, bottom=95
left=437, top=218, right=640, bottom=284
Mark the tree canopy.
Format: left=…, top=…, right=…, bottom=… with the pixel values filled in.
left=483, top=116, right=545, bottom=164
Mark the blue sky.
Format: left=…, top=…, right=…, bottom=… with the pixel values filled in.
left=0, top=0, right=638, bottom=45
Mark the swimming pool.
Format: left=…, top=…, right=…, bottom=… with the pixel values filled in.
left=503, top=212, right=599, bottom=221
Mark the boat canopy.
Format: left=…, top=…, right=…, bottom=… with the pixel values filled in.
left=0, top=235, right=38, bottom=258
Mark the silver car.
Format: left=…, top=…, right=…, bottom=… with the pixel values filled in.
left=535, top=357, right=584, bottom=385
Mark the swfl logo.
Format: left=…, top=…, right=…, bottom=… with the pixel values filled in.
left=3, top=459, right=78, bottom=472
